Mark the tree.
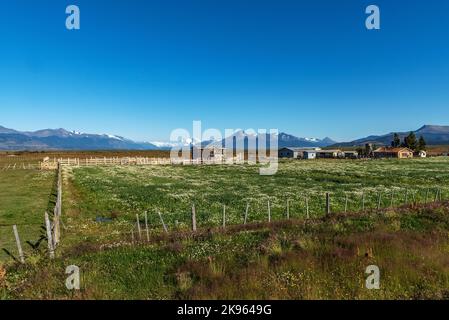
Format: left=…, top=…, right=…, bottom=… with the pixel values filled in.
left=403, top=132, right=418, bottom=151
left=417, top=135, right=427, bottom=151
left=365, top=143, right=373, bottom=157
left=391, top=133, right=401, bottom=147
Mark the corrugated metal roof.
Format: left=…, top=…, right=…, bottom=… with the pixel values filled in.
left=374, top=147, right=413, bottom=153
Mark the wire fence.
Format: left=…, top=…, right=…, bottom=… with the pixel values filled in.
left=2, top=161, right=447, bottom=263
left=0, top=163, right=62, bottom=263
left=119, top=186, right=446, bottom=243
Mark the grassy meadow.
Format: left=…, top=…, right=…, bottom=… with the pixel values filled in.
left=2, top=157, right=449, bottom=299
left=0, top=169, right=55, bottom=262
left=63, top=157, right=449, bottom=240
left=4, top=205, right=449, bottom=299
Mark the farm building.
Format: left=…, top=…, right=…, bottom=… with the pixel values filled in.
left=303, top=150, right=317, bottom=159
left=373, top=147, right=414, bottom=159
left=278, top=147, right=321, bottom=159
left=343, top=151, right=359, bottom=159
left=415, top=150, right=427, bottom=158
left=191, top=146, right=227, bottom=161
left=315, top=149, right=344, bottom=159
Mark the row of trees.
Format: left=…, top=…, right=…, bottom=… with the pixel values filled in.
left=391, top=132, right=426, bottom=151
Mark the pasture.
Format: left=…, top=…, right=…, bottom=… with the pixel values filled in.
left=2, top=156, right=449, bottom=299
left=0, top=169, right=55, bottom=262
left=64, top=157, right=449, bottom=238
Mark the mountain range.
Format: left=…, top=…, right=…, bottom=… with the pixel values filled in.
left=0, top=125, right=337, bottom=150
left=0, top=126, right=157, bottom=151
left=1, top=124, right=449, bottom=151
left=333, top=125, right=449, bottom=147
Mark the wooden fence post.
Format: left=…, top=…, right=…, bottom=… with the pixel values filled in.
left=158, top=211, right=168, bottom=234
left=53, top=214, right=60, bottom=247
left=12, top=225, right=25, bottom=264
left=136, top=214, right=142, bottom=240
left=222, top=205, right=226, bottom=228
left=286, top=199, right=290, bottom=219
left=44, top=212, right=55, bottom=259
left=192, top=204, right=197, bottom=232
left=405, top=189, right=409, bottom=204
left=244, top=203, right=249, bottom=224
left=325, top=193, right=330, bottom=215
left=144, top=212, right=150, bottom=241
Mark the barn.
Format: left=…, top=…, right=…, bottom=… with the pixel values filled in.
left=278, top=147, right=320, bottom=159
left=373, top=147, right=414, bottom=159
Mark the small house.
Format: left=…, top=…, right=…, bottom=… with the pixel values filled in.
left=278, top=147, right=321, bottom=159
left=278, top=147, right=296, bottom=158
left=303, top=150, right=317, bottom=159
left=373, top=147, right=414, bottom=159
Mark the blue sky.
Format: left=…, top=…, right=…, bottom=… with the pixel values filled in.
left=0, top=0, right=448, bottom=142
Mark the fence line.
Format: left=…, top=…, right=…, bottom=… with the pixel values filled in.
left=3, top=184, right=447, bottom=262
left=5, top=161, right=63, bottom=263
left=52, top=162, right=63, bottom=250
left=40, top=157, right=196, bottom=169
left=39, top=156, right=277, bottom=170
left=0, top=163, right=39, bottom=170
left=123, top=188, right=446, bottom=243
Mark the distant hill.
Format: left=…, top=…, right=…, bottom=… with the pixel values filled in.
left=203, top=131, right=337, bottom=150
left=10, top=124, right=449, bottom=151
left=333, top=125, right=449, bottom=147
left=0, top=126, right=158, bottom=151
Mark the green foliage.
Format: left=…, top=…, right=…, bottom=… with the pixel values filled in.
left=392, top=133, right=401, bottom=148
left=418, top=136, right=427, bottom=151
left=402, top=132, right=418, bottom=151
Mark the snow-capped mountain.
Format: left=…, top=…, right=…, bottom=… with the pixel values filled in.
left=0, top=125, right=338, bottom=151
left=152, top=131, right=337, bottom=150
left=0, top=126, right=157, bottom=151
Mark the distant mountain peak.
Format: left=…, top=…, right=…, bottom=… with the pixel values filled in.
left=416, top=124, right=449, bottom=134
left=0, top=125, right=158, bottom=151
left=334, top=124, right=449, bottom=147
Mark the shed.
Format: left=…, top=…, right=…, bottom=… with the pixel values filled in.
left=278, top=147, right=321, bottom=159
left=373, top=147, right=414, bottom=159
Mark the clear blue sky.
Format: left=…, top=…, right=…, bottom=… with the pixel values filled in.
left=1, top=0, right=448, bottom=142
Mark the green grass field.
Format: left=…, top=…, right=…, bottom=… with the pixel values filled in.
left=63, top=157, right=449, bottom=238
left=2, top=157, right=449, bottom=299
left=0, top=169, right=55, bottom=262
left=4, top=206, right=449, bottom=299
